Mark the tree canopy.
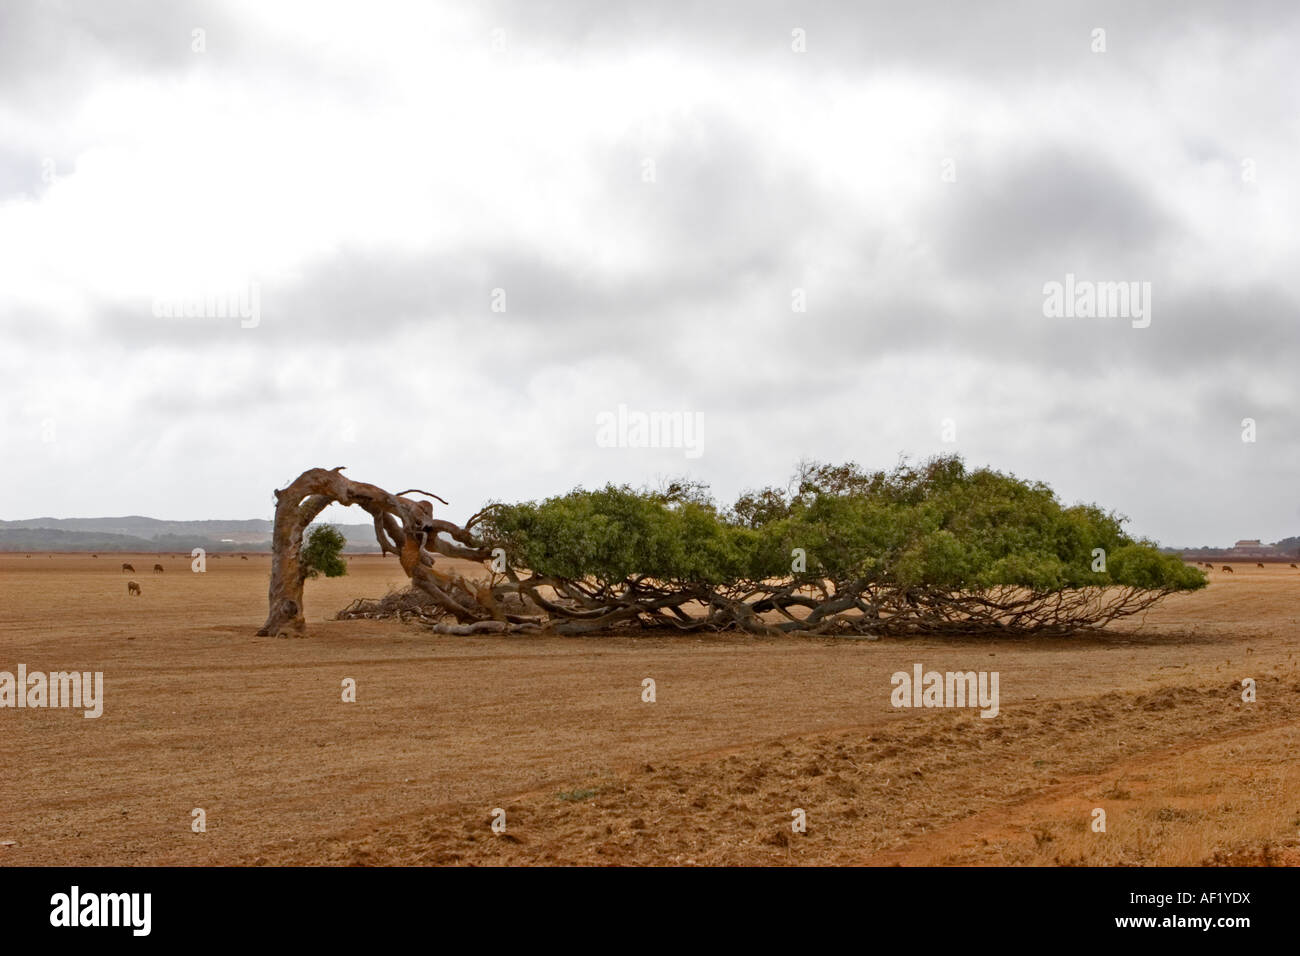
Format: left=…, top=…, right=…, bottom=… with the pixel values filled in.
left=482, top=456, right=1203, bottom=599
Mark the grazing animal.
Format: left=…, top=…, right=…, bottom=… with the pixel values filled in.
left=154, top=563, right=165, bottom=573
left=1257, top=563, right=1265, bottom=568
left=127, top=581, right=141, bottom=596
left=240, top=555, right=248, bottom=561
left=122, top=563, right=135, bottom=573
left=1291, top=563, right=1298, bottom=569
left=1222, top=565, right=1233, bottom=573
left=92, top=554, right=98, bottom=558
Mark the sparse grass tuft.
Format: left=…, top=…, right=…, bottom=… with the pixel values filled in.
left=556, top=788, right=601, bottom=802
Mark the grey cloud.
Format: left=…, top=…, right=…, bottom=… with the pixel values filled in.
left=481, top=0, right=1300, bottom=78
left=926, top=147, right=1175, bottom=278
left=0, top=1, right=222, bottom=98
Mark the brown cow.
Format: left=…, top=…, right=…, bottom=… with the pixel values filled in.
left=127, top=581, right=141, bottom=596
left=1257, top=563, right=1265, bottom=568
left=154, top=564, right=165, bottom=573
left=1291, top=563, right=1298, bottom=569
left=122, top=563, right=135, bottom=573
left=1221, top=565, right=1233, bottom=573
left=240, top=555, right=248, bottom=561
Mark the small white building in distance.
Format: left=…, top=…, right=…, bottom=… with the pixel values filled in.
left=1229, top=540, right=1284, bottom=559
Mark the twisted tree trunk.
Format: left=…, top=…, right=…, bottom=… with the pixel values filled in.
left=258, top=467, right=497, bottom=636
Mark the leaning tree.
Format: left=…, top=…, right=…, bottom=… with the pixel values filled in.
left=257, top=467, right=500, bottom=636
left=262, top=458, right=1206, bottom=638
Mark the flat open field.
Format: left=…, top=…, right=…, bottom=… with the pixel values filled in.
left=2, top=553, right=1298, bottom=866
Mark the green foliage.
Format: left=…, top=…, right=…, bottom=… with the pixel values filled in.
left=302, top=524, right=348, bottom=579
left=729, top=486, right=791, bottom=528
left=481, top=456, right=1206, bottom=595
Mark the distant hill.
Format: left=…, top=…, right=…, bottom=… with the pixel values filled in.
left=0, top=516, right=275, bottom=541
left=1176, top=536, right=1300, bottom=562
left=0, top=518, right=380, bottom=552
left=0, top=528, right=166, bottom=551
left=1274, top=536, right=1300, bottom=556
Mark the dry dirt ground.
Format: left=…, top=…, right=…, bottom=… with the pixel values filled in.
left=2, top=553, right=1298, bottom=866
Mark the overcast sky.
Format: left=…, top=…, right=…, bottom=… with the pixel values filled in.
left=2, top=0, right=1296, bottom=546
